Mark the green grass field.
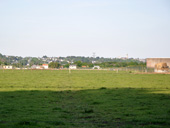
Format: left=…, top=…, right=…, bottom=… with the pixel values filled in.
left=0, top=70, right=170, bottom=128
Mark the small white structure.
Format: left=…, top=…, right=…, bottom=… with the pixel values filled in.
left=31, top=65, right=43, bottom=69
left=35, top=65, right=43, bottom=69
left=93, top=66, right=100, bottom=69
left=31, top=65, right=37, bottom=69
left=42, top=64, right=48, bottom=69
left=3, top=65, right=13, bottom=69
left=92, top=61, right=96, bottom=64
left=69, top=65, right=77, bottom=69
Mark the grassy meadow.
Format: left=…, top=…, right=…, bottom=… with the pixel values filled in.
left=0, top=70, right=170, bottom=128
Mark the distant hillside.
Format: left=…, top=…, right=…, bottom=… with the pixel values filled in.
left=0, top=53, right=146, bottom=68
left=0, top=53, right=23, bottom=65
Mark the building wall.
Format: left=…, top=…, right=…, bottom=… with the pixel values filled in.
left=3, top=66, right=13, bottom=69
left=69, top=65, right=77, bottom=69
left=42, top=64, right=48, bottom=69
left=43, top=66, right=48, bottom=69
left=93, top=66, right=100, bottom=69
left=147, top=58, right=170, bottom=68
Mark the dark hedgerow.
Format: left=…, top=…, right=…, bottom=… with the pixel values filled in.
left=100, top=87, right=107, bottom=89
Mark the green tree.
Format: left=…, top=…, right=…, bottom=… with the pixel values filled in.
left=74, top=61, right=82, bottom=67
left=88, top=63, right=94, bottom=67
left=42, top=55, right=48, bottom=58
left=49, top=62, right=60, bottom=68
left=12, top=63, right=22, bottom=68
left=4, top=62, right=8, bottom=65
left=64, top=64, right=70, bottom=68
left=30, top=58, right=42, bottom=66
left=19, top=59, right=28, bottom=66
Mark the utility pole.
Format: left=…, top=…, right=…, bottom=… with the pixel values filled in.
left=69, top=67, right=71, bottom=74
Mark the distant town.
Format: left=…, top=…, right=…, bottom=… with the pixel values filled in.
left=0, top=53, right=146, bottom=69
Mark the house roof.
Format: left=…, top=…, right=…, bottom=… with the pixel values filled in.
left=42, top=64, right=48, bottom=66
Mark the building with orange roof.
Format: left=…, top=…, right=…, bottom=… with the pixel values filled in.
left=42, top=64, right=48, bottom=69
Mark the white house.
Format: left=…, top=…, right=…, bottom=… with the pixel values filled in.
left=3, top=65, right=13, bottom=69
left=69, top=65, right=77, bottom=69
left=93, top=66, right=100, bottom=69
left=92, top=61, right=96, bottom=64
left=42, top=64, right=48, bottom=69
left=36, top=65, right=43, bottom=69
left=31, top=65, right=37, bottom=69
left=31, top=65, right=43, bottom=69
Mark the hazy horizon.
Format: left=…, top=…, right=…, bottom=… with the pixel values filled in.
left=1, top=0, right=170, bottom=58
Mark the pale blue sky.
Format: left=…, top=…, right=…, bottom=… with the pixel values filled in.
left=0, top=0, right=170, bottom=58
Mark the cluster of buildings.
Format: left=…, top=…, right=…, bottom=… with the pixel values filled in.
left=2, top=64, right=49, bottom=70
left=3, top=65, right=13, bottom=69
left=1, top=64, right=101, bottom=70
left=41, top=57, right=63, bottom=63
left=69, top=65, right=100, bottom=69
left=2, top=58, right=170, bottom=72
left=31, top=64, right=49, bottom=69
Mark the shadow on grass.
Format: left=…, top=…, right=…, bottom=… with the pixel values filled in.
left=0, top=88, right=170, bottom=128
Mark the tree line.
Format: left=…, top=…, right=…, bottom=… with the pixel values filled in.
left=0, top=53, right=146, bottom=68
left=47, top=61, right=146, bottom=68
